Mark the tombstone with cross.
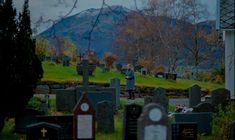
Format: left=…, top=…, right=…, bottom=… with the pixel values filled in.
left=26, top=122, right=62, bottom=140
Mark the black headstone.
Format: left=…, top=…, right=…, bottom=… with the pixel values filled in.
left=97, top=101, right=114, bottom=133
left=26, top=122, right=61, bottom=140
left=15, top=108, right=44, bottom=133
left=171, top=123, right=197, bottom=140
left=232, top=121, right=235, bottom=140
left=174, top=112, right=212, bottom=135
left=36, top=115, right=73, bottom=140
left=123, top=104, right=142, bottom=140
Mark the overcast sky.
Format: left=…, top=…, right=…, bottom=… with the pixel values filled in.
left=13, top=0, right=217, bottom=34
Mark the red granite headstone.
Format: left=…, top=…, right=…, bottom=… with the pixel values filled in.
left=73, top=92, right=95, bottom=140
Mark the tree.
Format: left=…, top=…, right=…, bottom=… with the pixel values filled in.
left=0, top=0, right=43, bottom=131
left=103, top=52, right=117, bottom=70
left=53, top=37, right=78, bottom=63
left=36, top=37, right=50, bottom=61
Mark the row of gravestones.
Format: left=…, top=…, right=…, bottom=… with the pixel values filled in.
left=19, top=93, right=115, bottom=140
left=20, top=93, right=235, bottom=140
left=188, top=84, right=231, bottom=112
left=55, top=78, right=120, bottom=113
left=25, top=101, right=235, bottom=140
left=144, top=86, right=233, bottom=136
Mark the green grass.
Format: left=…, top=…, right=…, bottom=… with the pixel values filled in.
left=42, top=61, right=224, bottom=90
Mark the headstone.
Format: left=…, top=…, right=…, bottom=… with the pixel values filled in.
left=137, top=103, right=168, bottom=140
left=211, top=88, right=230, bottom=106
left=63, top=56, right=70, bottom=66
left=123, top=104, right=142, bottom=140
left=15, top=108, right=44, bottom=133
left=174, top=112, right=212, bottom=134
left=110, top=78, right=120, bottom=109
left=171, top=123, right=197, bottom=140
left=39, top=98, right=48, bottom=115
left=97, top=101, right=114, bottom=133
left=152, top=87, right=169, bottom=112
left=141, top=68, right=147, bottom=75
left=35, top=85, right=50, bottom=94
left=193, top=102, right=215, bottom=112
left=164, top=73, right=177, bottom=80
left=56, top=89, right=76, bottom=112
left=55, top=87, right=117, bottom=113
left=144, top=96, right=152, bottom=105
left=73, top=93, right=96, bottom=140
left=26, top=122, right=61, bottom=140
left=37, top=115, right=73, bottom=140
left=189, top=84, right=201, bottom=108
left=232, top=120, right=235, bottom=140
left=82, top=60, right=89, bottom=90
left=77, top=62, right=96, bottom=76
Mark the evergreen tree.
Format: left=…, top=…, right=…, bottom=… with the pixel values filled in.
left=0, top=0, right=43, bottom=131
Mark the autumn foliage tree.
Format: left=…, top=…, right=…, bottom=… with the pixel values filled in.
left=103, top=52, right=117, bottom=70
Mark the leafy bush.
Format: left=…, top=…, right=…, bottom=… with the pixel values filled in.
left=27, top=96, right=41, bottom=109
left=212, top=102, right=235, bottom=140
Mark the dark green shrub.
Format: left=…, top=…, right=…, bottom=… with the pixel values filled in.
left=27, top=96, right=41, bottom=109
left=212, top=102, right=235, bottom=140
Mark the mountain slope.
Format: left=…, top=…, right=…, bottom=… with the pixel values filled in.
left=40, top=5, right=129, bottom=57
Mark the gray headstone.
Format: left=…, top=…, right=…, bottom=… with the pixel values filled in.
left=152, top=88, right=169, bottom=112
left=55, top=86, right=116, bottom=113
left=82, top=60, right=89, bottom=90
left=26, top=122, right=61, bottom=140
left=144, top=96, right=153, bottom=105
left=123, top=104, right=142, bottom=140
left=110, top=78, right=120, bottom=109
left=193, top=102, right=215, bottom=112
left=35, top=85, right=50, bottom=94
left=39, top=98, right=48, bottom=115
left=141, top=68, right=147, bottom=75
left=55, top=89, right=76, bottom=112
left=171, top=122, right=197, bottom=140
left=232, top=120, right=235, bottom=140
left=97, top=101, right=114, bottom=133
left=189, top=84, right=201, bottom=108
left=211, top=88, right=230, bottom=106
left=174, top=112, right=212, bottom=134
left=137, top=103, right=168, bottom=140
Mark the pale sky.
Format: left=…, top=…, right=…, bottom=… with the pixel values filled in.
left=13, top=0, right=217, bottom=34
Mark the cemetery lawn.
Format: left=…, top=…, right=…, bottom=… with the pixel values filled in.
left=42, top=61, right=224, bottom=90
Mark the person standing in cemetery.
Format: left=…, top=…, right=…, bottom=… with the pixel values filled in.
left=125, top=64, right=135, bottom=99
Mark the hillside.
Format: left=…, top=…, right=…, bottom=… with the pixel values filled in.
left=39, top=6, right=222, bottom=69
left=40, top=5, right=129, bottom=57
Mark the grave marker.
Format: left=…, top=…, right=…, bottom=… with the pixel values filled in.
left=73, top=93, right=95, bottom=140
left=97, top=101, right=114, bottom=133
left=193, top=102, right=214, bottom=112
left=152, top=87, right=169, bottom=112
left=82, top=60, right=89, bottom=90
left=137, top=103, right=168, bottom=140
left=123, top=104, right=142, bottom=140
left=174, top=112, right=212, bottom=134
left=189, top=84, right=201, bottom=108
left=211, top=88, right=230, bottom=106
left=110, top=78, right=120, bottom=109
left=171, top=122, right=197, bottom=140
left=232, top=120, right=235, bottom=140
left=37, top=115, right=73, bottom=140
left=26, top=122, right=61, bottom=140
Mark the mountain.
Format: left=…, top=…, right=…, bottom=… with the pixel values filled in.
left=40, top=5, right=129, bottom=58
left=40, top=6, right=221, bottom=69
